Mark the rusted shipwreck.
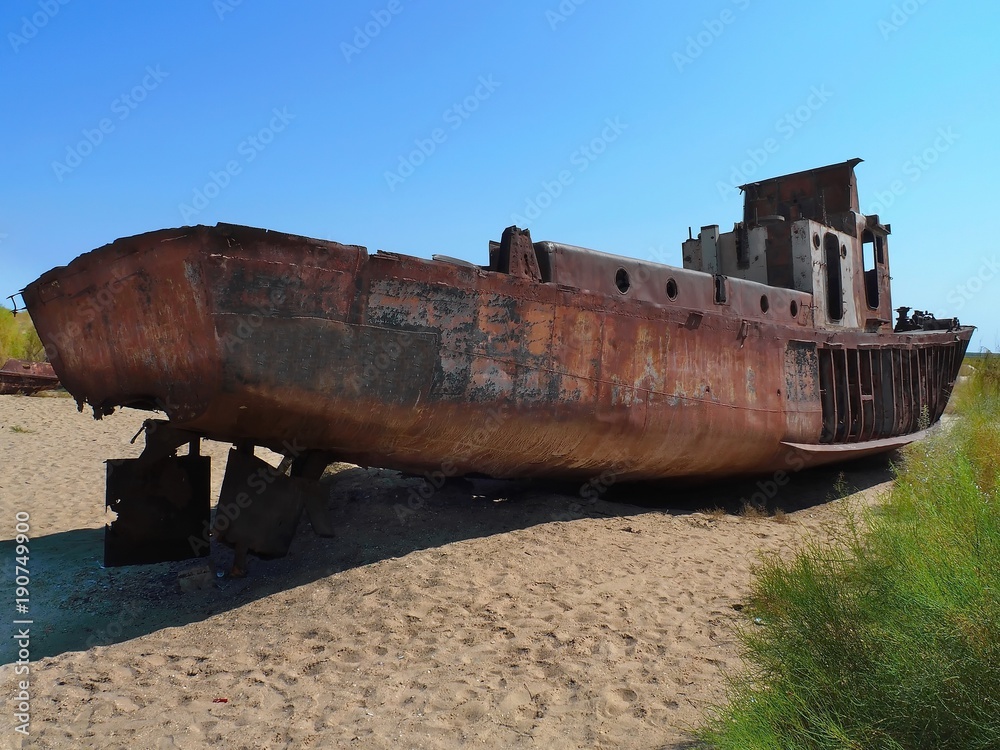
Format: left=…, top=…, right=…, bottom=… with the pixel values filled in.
left=21, top=159, right=972, bottom=566
left=0, top=358, right=59, bottom=396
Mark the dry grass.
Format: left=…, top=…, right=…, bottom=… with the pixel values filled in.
left=770, top=508, right=791, bottom=524
left=738, top=502, right=767, bottom=521
left=34, top=388, right=73, bottom=399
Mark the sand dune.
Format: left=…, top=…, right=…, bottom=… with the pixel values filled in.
left=0, top=394, right=894, bottom=749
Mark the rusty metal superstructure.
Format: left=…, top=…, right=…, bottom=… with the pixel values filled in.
left=21, top=159, right=973, bottom=566
left=0, top=358, right=59, bottom=396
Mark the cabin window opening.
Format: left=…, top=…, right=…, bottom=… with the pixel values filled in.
left=666, top=277, right=678, bottom=300
left=862, top=231, right=880, bottom=310
left=824, top=233, right=844, bottom=321
left=714, top=274, right=727, bottom=304
left=615, top=268, right=630, bottom=294
left=760, top=295, right=769, bottom=313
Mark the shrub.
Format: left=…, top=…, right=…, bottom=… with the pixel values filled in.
left=0, top=306, right=45, bottom=362
left=698, top=358, right=1000, bottom=749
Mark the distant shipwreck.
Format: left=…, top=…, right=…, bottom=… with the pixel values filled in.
left=0, top=358, right=59, bottom=396
left=21, top=159, right=972, bottom=568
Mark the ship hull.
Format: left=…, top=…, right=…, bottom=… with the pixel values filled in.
left=22, top=224, right=972, bottom=481
left=0, top=359, right=59, bottom=396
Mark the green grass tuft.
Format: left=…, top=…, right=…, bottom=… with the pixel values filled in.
left=698, top=354, right=1000, bottom=750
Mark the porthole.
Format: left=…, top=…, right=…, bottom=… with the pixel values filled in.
left=760, top=294, right=769, bottom=313
left=812, top=233, right=821, bottom=248
left=790, top=300, right=799, bottom=317
left=665, top=277, right=678, bottom=300
left=615, top=268, right=630, bottom=294
left=841, top=244, right=848, bottom=259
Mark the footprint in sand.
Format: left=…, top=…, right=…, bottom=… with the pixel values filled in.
left=596, top=686, right=639, bottom=718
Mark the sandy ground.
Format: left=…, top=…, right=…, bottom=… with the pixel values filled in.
left=0, top=394, right=897, bottom=750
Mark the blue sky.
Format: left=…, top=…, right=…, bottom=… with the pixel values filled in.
left=2, top=0, right=997, bottom=349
